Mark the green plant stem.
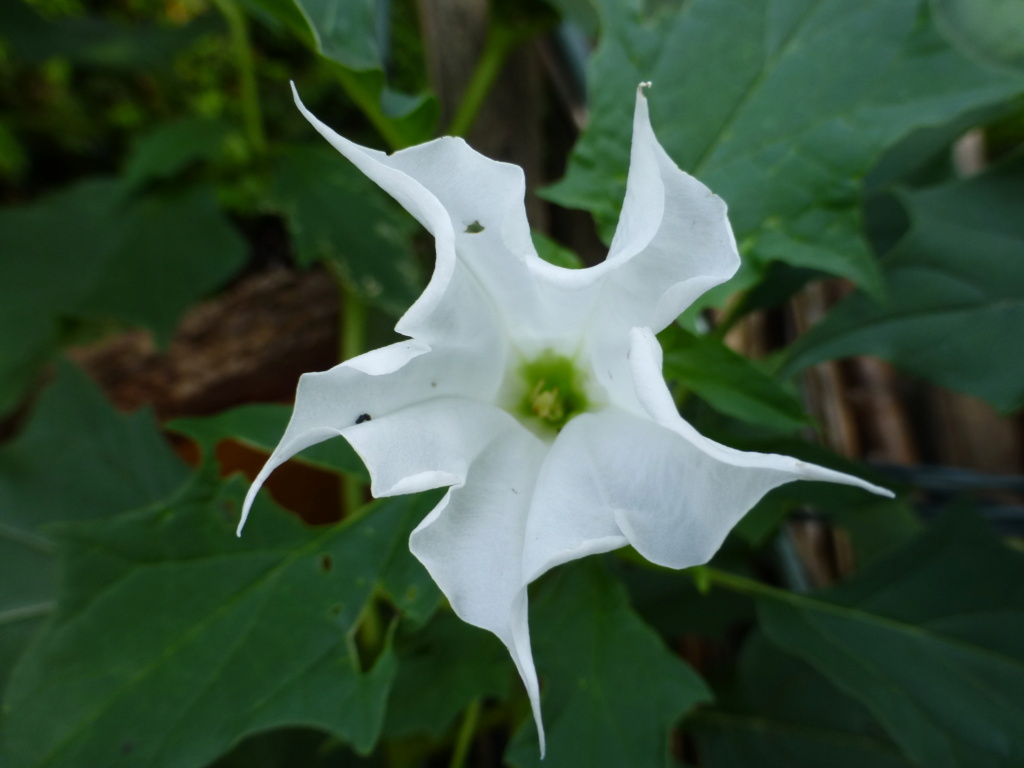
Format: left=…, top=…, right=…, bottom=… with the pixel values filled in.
left=694, top=566, right=796, bottom=602
left=337, top=67, right=408, bottom=151
left=448, top=699, right=482, bottom=768
left=447, top=25, right=519, bottom=138
left=341, top=289, right=368, bottom=515
left=212, top=0, right=266, bottom=155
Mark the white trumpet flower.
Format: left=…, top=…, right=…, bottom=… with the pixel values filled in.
left=240, top=82, right=892, bottom=755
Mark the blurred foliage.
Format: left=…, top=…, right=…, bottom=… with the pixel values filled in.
left=0, top=0, right=1023, bottom=767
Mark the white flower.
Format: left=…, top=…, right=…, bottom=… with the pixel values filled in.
left=241, top=82, right=892, bottom=754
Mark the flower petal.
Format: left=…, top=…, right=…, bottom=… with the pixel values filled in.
left=521, top=419, right=631, bottom=584
left=345, top=398, right=519, bottom=497
left=238, top=338, right=504, bottom=534
left=523, top=84, right=745, bottom=411
left=409, top=425, right=549, bottom=756
left=291, top=84, right=543, bottom=345
left=614, top=326, right=894, bottom=568
left=525, top=85, right=739, bottom=331
left=603, top=84, right=741, bottom=330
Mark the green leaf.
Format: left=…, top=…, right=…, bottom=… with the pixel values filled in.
left=0, top=180, right=123, bottom=412
left=660, top=326, right=812, bottom=432
left=246, top=0, right=379, bottom=71
left=546, top=0, right=1024, bottom=296
left=932, top=0, right=1024, bottom=73
left=531, top=231, right=584, bottom=269
left=0, top=363, right=189, bottom=698
left=691, top=634, right=913, bottom=768
left=383, top=612, right=513, bottom=739
left=168, top=403, right=368, bottom=480
left=782, top=156, right=1024, bottom=413
left=0, top=180, right=246, bottom=412
left=506, top=560, right=711, bottom=767
left=124, top=118, right=238, bottom=187
left=0, top=1, right=210, bottom=70
left=755, top=511, right=1024, bottom=768
left=245, top=1, right=436, bottom=147
left=0, top=476, right=439, bottom=768
left=211, top=727, right=381, bottom=768
left=271, top=145, right=423, bottom=315
left=78, top=185, right=248, bottom=345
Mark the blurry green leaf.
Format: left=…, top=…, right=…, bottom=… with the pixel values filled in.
left=293, top=0, right=381, bottom=72
left=0, top=179, right=128, bottom=414
left=506, top=560, right=711, bottom=767
left=211, top=727, right=382, bottom=768
left=168, top=403, right=368, bottom=480
left=547, top=0, right=1024, bottom=297
left=617, top=558, right=755, bottom=641
left=383, top=612, right=513, bottom=739
left=531, top=231, right=583, bottom=269
left=661, top=326, right=812, bottom=432
left=124, top=118, right=237, bottom=187
left=79, top=185, right=248, bottom=344
left=246, top=1, right=436, bottom=146
left=271, top=145, right=423, bottom=315
left=540, top=0, right=600, bottom=35
left=756, top=511, right=1024, bottom=768
left=735, top=481, right=918, bottom=560
left=0, top=476, right=438, bottom=768
left=0, top=179, right=245, bottom=412
left=782, top=156, right=1024, bottom=413
left=691, top=634, right=913, bottom=768
left=0, top=1, right=210, bottom=70
left=0, top=363, right=188, bottom=699
left=933, top=0, right=1024, bottom=73
left=0, top=121, right=28, bottom=181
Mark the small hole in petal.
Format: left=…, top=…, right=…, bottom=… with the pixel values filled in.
left=465, top=221, right=485, bottom=234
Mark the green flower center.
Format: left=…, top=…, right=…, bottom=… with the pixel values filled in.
left=511, top=350, right=589, bottom=435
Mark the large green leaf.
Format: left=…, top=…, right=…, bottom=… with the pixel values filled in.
left=383, top=612, right=513, bottom=739
left=754, top=511, right=1024, bottom=768
left=505, top=560, right=711, bottom=768
left=0, top=475, right=438, bottom=768
left=124, top=118, right=239, bottom=187
left=547, top=0, right=1024, bottom=296
left=270, top=146, right=423, bottom=316
left=0, top=180, right=246, bottom=412
left=691, top=634, right=913, bottom=768
left=660, top=326, right=812, bottom=432
left=932, top=0, right=1024, bottom=73
left=0, top=363, right=189, bottom=698
left=78, top=185, right=248, bottom=344
left=782, top=156, right=1024, bottom=413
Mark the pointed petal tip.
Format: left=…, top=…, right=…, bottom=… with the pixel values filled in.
left=236, top=472, right=267, bottom=537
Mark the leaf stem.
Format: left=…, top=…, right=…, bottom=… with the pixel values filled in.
left=448, top=699, right=482, bottom=768
left=212, top=0, right=266, bottom=155
left=447, top=24, right=518, bottom=138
